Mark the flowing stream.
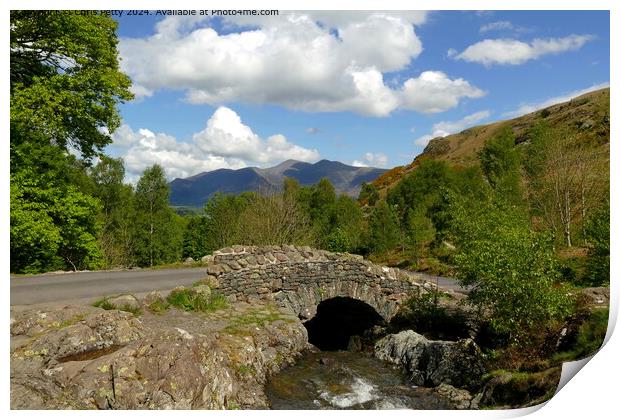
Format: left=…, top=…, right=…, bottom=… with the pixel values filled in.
left=266, top=350, right=450, bottom=410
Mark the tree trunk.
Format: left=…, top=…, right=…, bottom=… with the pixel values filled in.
left=65, top=256, right=77, bottom=272
left=581, top=178, right=587, bottom=245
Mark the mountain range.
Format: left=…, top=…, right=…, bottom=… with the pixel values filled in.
left=169, top=159, right=388, bottom=207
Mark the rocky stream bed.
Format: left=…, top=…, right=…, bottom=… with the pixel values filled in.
left=10, top=282, right=589, bottom=410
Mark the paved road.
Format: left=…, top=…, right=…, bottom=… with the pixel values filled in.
left=10, top=266, right=467, bottom=306
left=407, top=271, right=469, bottom=294
left=10, top=268, right=206, bottom=306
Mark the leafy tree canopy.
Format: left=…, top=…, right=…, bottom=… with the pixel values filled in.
left=447, top=191, right=573, bottom=342
left=10, top=11, right=133, bottom=159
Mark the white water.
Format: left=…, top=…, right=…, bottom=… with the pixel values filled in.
left=319, top=377, right=376, bottom=408
left=265, top=351, right=450, bottom=409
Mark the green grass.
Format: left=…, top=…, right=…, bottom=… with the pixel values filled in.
left=119, top=303, right=142, bottom=317
left=192, top=278, right=213, bottom=287
left=52, top=314, right=87, bottom=330
left=93, top=297, right=116, bottom=311
left=553, top=307, right=609, bottom=362
left=147, top=261, right=204, bottom=270
left=478, top=367, right=561, bottom=408
left=166, top=288, right=227, bottom=313
left=92, top=296, right=142, bottom=316
left=235, top=364, right=253, bottom=375
left=147, top=298, right=170, bottom=314
left=223, top=306, right=294, bottom=335
left=226, top=401, right=241, bottom=410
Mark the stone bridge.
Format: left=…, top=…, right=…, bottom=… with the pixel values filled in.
left=203, top=245, right=436, bottom=321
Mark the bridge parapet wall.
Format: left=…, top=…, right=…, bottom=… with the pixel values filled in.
left=204, top=245, right=436, bottom=320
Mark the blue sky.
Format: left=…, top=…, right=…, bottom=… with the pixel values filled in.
left=108, top=10, right=609, bottom=181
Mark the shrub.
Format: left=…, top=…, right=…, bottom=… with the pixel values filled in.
left=554, top=307, right=609, bottom=362
left=166, top=288, right=227, bottom=312
left=92, top=297, right=116, bottom=311
left=147, top=298, right=170, bottom=313
left=394, top=288, right=469, bottom=340
left=447, top=192, right=574, bottom=344
left=119, top=303, right=142, bottom=317
left=583, top=201, right=610, bottom=286
left=93, top=296, right=142, bottom=316
left=326, top=228, right=350, bottom=252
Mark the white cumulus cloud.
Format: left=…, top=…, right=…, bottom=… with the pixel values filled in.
left=414, top=110, right=491, bottom=146
left=109, top=107, right=319, bottom=181
left=118, top=12, right=483, bottom=116
left=352, top=152, right=389, bottom=168
left=400, top=71, right=486, bottom=113
left=454, top=34, right=594, bottom=66
left=193, top=107, right=319, bottom=163
left=221, top=11, right=428, bottom=29
left=479, top=21, right=514, bottom=33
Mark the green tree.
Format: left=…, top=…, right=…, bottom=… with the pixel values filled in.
left=311, top=178, right=337, bottom=210
left=386, top=160, right=487, bottom=253
left=448, top=192, right=573, bottom=343
left=479, top=127, right=522, bottom=203
left=368, top=200, right=400, bottom=254
left=10, top=12, right=133, bottom=273
left=183, top=215, right=208, bottom=260
left=291, top=178, right=338, bottom=248
left=583, top=200, right=610, bottom=286
left=326, top=228, right=351, bottom=252
left=201, top=192, right=253, bottom=253
left=10, top=179, right=62, bottom=273
left=524, top=123, right=609, bottom=247
left=405, top=207, right=436, bottom=258
left=331, top=195, right=365, bottom=252
left=10, top=142, right=104, bottom=273
left=11, top=11, right=133, bottom=158
left=134, top=165, right=182, bottom=266
left=387, top=160, right=452, bottom=218
left=90, top=157, right=136, bottom=267
left=283, top=177, right=301, bottom=197
left=309, top=178, right=337, bottom=234
left=11, top=164, right=103, bottom=273
left=359, top=182, right=380, bottom=206
left=237, top=192, right=315, bottom=246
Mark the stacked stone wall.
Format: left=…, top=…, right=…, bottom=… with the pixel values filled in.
left=204, top=245, right=436, bottom=320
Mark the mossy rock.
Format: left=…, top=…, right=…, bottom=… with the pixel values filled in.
left=479, top=367, right=561, bottom=408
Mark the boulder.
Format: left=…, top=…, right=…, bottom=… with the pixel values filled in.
left=347, top=335, right=363, bottom=352
left=201, top=255, right=214, bottom=265
left=108, top=295, right=141, bottom=312
left=192, top=284, right=212, bottom=299
left=374, top=330, right=485, bottom=391
left=195, top=275, right=219, bottom=288
left=12, top=310, right=144, bottom=365
left=433, top=383, right=479, bottom=409
left=11, top=301, right=309, bottom=409
left=141, top=291, right=165, bottom=307
left=184, top=257, right=195, bottom=265
left=478, top=367, right=561, bottom=408
left=11, top=306, right=98, bottom=337
left=319, top=357, right=335, bottom=366
left=580, top=287, right=610, bottom=306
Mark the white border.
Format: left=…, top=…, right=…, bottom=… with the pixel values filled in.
left=2, top=2, right=616, bottom=419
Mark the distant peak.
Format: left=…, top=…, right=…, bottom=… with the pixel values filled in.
left=272, top=159, right=302, bottom=168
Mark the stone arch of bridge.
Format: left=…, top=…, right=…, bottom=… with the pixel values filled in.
left=205, top=245, right=433, bottom=323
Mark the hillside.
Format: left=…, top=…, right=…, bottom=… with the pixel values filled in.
left=372, top=88, right=610, bottom=196
left=170, top=159, right=388, bottom=207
